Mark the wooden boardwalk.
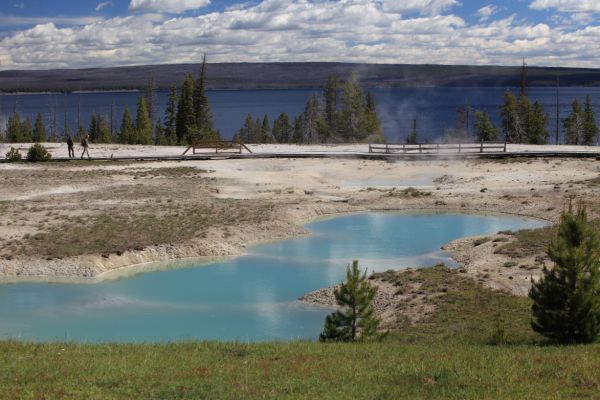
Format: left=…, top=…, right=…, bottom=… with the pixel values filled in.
left=3, top=150, right=599, bottom=163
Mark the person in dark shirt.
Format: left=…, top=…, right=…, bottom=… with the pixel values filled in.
left=81, top=134, right=90, bottom=159
left=67, top=135, right=75, bottom=158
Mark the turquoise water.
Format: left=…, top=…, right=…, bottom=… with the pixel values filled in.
left=0, top=213, right=547, bottom=343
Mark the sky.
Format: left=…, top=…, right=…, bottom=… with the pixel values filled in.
left=0, top=0, right=598, bottom=70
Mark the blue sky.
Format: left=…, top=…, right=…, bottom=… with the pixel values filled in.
left=0, top=0, right=598, bottom=69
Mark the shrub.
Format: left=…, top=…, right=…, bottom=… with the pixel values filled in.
left=319, top=260, right=382, bottom=342
left=529, top=202, right=600, bottom=344
left=5, top=147, right=22, bottom=162
left=26, top=143, right=52, bottom=162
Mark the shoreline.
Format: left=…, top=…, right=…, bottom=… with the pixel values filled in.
left=0, top=149, right=594, bottom=297
left=0, top=207, right=550, bottom=284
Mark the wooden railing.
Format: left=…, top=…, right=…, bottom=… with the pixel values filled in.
left=183, top=140, right=253, bottom=155
left=368, top=141, right=507, bottom=154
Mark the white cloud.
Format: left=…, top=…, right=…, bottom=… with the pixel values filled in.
left=96, top=1, right=114, bottom=11
left=476, top=4, right=499, bottom=21
left=128, top=0, right=211, bottom=13
left=0, top=14, right=102, bottom=27
left=382, top=0, right=460, bottom=16
left=0, top=0, right=598, bottom=70
left=13, top=2, right=25, bottom=9
left=530, top=0, right=600, bottom=13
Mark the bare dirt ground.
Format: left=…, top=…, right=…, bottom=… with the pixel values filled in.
left=2, top=144, right=600, bottom=323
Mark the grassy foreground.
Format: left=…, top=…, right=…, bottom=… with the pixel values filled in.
left=2, top=265, right=600, bottom=399
left=1, top=341, right=599, bottom=399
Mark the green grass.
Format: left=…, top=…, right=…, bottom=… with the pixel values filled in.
left=3, top=265, right=600, bottom=398
left=1, top=341, right=599, bottom=399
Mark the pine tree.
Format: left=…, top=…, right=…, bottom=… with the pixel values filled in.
left=176, top=74, right=196, bottom=144
left=98, top=115, right=112, bottom=143
left=240, top=114, right=255, bottom=143
left=529, top=203, right=600, bottom=344
left=33, top=112, right=46, bottom=142
left=500, top=90, right=522, bottom=143
left=292, top=115, right=305, bottom=143
left=272, top=112, right=292, bottom=143
left=88, top=113, right=99, bottom=143
left=144, top=76, right=156, bottom=133
left=164, top=85, right=178, bottom=145
left=193, top=54, right=215, bottom=140
left=582, top=96, right=599, bottom=146
left=362, top=92, right=383, bottom=142
left=6, top=113, right=22, bottom=143
left=21, top=118, right=33, bottom=142
left=340, top=74, right=366, bottom=141
left=563, top=99, right=584, bottom=145
left=119, top=106, right=134, bottom=144
left=260, top=114, right=272, bottom=143
left=302, top=95, right=321, bottom=144
left=319, top=260, right=381, bottom=342
left=527, top=101, right=549, bottom=145
left=135, top=96, right=152, bottom=145
left=474, top=110, right=499, bottom=141
left=324, top=75, right=339, bottom=138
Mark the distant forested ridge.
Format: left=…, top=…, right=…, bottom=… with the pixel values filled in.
left=1, top=63, right=599, bottom=93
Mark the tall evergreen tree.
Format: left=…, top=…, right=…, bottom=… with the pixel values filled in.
left=98, top=115, right=112, bottom=143
left=164, top=85, right=178, bottom=145
left=340, top=74, right=366, bottom=141
left=6, top=113, right=22, bottom=143
left=303, top=95, right=322, bottom=144
left=529, top=203, right=600, bottom=344
left=320, top=260, right=381, bottom=342
left=363, top=91, right=383, bottom=142
left=563, top=99, right=584, bottom=145
left=582, top=96, right=599, bottom=146
left=240, top=114, right=255, bottom=143
left=135, top=96, right=153, bottom=145
left=176, top=74, right=196, bottom=144
left=144, top=76, right=156, bottom=132
left=324, top=75, right=339, bottom=138
left=119, top=106, right=134, bottom=144
left=33, top=112, right=46, bottom=142
left=272, top=112, right=292, bottom=143
left=527, top=101, right=549, bottom=144
left=474, top=110, right=499, bottom=141
left=88, top=113, right=99, bottom=143
left=193, top=54, right=215, bottom=140
left=292, top=114, right=305, bottom=144
left=500, top=90, right=523, bottom=143
left=21, top=118, right=33, bottom=143
left=260, top=114, right=272, bottom=143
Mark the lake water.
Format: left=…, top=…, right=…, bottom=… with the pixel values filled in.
left=1, top=87, right=599, bottom=143
left=0, top=212, right=548, bottom=343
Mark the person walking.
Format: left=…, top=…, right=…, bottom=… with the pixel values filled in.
left=67, top=135, right=75, bottom=158
left=81, top=134, right=91, bottom=159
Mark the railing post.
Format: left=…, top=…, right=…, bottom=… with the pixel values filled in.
left=403, top=144, right=406, bottom=153
left=385, top=144, right=389, bottom=153
left=437, top=143, right=440, bottom=153
left=458, top=143, right=461, bottom=153
left=419, top=143, right=422, bottom=153
left=504, top=141, right=507, bottom=152
left=369, top=144, right=372, bottom=153
left=480, top=140, right=483, bottom=153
